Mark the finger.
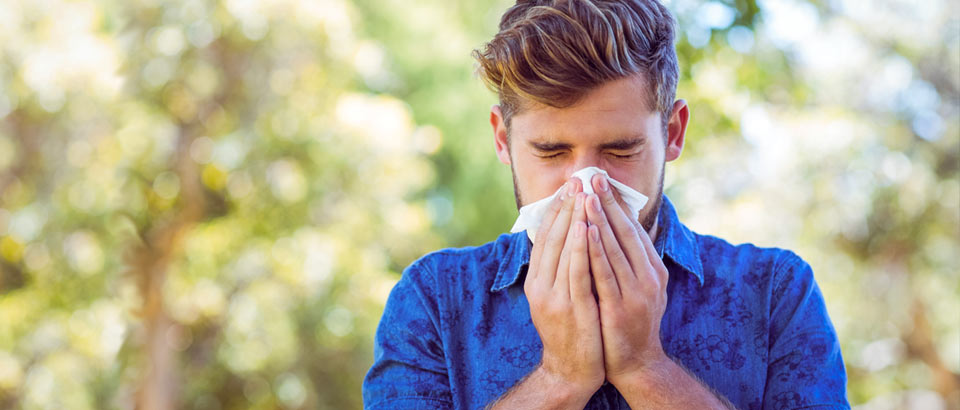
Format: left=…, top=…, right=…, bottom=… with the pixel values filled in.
left=611, top=185, right=667, bottom=289
left=586, top=223, right=620, bottom=301
left=568, top=198, right=592, bottom=302
left=561, top=220, right=586, bottom=300
left=635, top=220, right=669, bottom=287
left=528, top=182, right=569, bottom=280
left=605, top=178, right=666, bottom=289
left=591, top=174, right=648, bottom=278
left=594, top=174, right=633, bottom=223
left=554, top=192, right=585, bottom=294
left=538, top=178, right=581, bottom=288
left=585, top=193, right=637, bottom=288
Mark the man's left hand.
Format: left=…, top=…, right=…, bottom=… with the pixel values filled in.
left=584, top=173, right=671, bottom=387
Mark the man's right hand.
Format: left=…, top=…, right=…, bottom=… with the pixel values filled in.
left=522, top=178, right=605, bottom=404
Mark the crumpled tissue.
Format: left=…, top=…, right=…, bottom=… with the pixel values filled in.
left=510, top=166, right=648, bottom=243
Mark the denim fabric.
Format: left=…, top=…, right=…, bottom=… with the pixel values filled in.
left=363, top=196, right=849, bottom=409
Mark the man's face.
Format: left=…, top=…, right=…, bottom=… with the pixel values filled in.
left=491, top=75, right=688, bottom=234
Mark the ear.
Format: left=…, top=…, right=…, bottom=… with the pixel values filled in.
left=664, top=99, right=689, bottom=162
left=491, top=105, right=512, bottom=165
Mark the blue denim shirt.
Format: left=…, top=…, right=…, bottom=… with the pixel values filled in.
left=363, top=196, right=849, bottom=409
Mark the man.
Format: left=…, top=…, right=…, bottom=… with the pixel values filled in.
left=363, top=0, right=849, bottom=409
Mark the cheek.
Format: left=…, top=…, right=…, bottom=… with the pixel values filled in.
left=606, top=157, right=661, bottom=194
left=513, top=158, right=570, bottom=200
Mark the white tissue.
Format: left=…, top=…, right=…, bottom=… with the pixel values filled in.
left=510, top=167, right=649, bottom=243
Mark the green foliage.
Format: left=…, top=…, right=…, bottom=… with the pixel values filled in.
left=0, top=0, right=956, bottom=409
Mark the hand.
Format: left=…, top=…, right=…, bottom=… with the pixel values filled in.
left=584, top=174, right=670, bottom=386
left=523, top=177, right=605, bottom=398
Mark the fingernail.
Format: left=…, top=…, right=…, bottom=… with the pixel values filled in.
left=575, top=222, right=585, bottom=238
left=590, top=195, right=602, bottom=213
left=574, top=193, right=583, bottom=210
left=589, top=226, right=599, bottom=242
left=567, top=180, right=577, bottom=198
left=598, top=177, right=609, bottom=192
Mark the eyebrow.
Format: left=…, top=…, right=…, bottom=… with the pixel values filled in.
left=529, top=141, right=573, bottom=151
left=528, top=135, right=647, bottom=151
left=598, top=136, right=646, bottom=151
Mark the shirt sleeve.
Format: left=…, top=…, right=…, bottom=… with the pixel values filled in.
left=763, top=252, right=850, bottom=410
left=363, top=257, right=454, bottom=409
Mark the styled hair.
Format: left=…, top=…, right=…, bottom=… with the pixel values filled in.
left=472, top=0, right=679, bottom=131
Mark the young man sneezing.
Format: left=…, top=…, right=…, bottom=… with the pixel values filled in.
left=364, top=1, right=850, bottom=409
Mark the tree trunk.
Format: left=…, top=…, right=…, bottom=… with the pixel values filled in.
left=132, top=125, right=206, bottom=410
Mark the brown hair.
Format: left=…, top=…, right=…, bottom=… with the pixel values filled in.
left=473, top=0, right=679, bottom=131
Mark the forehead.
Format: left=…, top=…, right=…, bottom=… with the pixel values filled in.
left=509, top=76, right=660, bottom=144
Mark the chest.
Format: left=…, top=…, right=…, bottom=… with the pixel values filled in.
left=438, top=278, right=770, bottom=409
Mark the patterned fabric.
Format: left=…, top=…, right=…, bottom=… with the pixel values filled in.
left=363, top=196, right=849, bottom=409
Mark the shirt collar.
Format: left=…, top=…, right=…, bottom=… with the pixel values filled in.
left=490, top=194, right=704, bottom=293
left=654, top=195, right=705, bottom=287
left=490, top=231, right=532, bottom=292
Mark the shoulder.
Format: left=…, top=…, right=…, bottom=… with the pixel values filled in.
left=692, top=232, right=813, bottom=293
left=400, top=232, right=520, bottom=292
left=407, top=232, right=514, bottom=277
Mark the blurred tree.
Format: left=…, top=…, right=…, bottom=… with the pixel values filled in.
left=0, top=0, right=441, bottom=408
left=0, top=0, right=956, bottom=409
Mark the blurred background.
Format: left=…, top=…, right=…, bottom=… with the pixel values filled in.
left=0, top=0, right=956, bottom=408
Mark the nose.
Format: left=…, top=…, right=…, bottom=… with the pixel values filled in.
left=563, top=153, right=605, bottom=193
left=567, top=152, right=604, bottom=179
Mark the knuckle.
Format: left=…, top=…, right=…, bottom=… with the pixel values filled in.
left=610, top=248, right=629, bottom=265
left=636, top=277, right=655, bottom=294
left=573, top=243, right=587, bottom=255
left=627, top=302, right=646, bottom=317
left=589, top=241, right=604, bottom=257
left=602, top=191, right=618, bottom=204
left=605, top=310, right=624, bottom=326
left=549, top=195, right=564, bottom=211
left=585, top=214, right=602, bottom=228
left=596, top=268, right=616, bottom=284
left=557, top=245, right=571, bottom=261
left=526, top=286, right=541, bottom=300
left=544, top=299, right=567, bottom=315
left=542, top=299, right=556, bottom=312
left=535, top=225, right=551, bottom=241
left=572, top=234, right=587, bottom=252
left=657, top=265, right=669, bottom=281
left=610, top=224, right=627, bottom=238
left=616, top=219, right=637, bottom=234
left=546, top=226, right=566, bottom=244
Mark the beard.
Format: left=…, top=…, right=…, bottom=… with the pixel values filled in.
left=510, top=162, right=665, bottom=234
